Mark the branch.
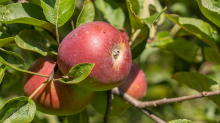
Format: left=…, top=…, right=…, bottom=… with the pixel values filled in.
left=112, top=87, right=220, bottom=108
left=104, top=90, right=113, bottom=123
left=112, top=87, right=166, bottom=123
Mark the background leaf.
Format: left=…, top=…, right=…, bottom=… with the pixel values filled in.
left=0, top=96, right=36, bottom=123
left=166, top=14, right=218, bottom=52
left=63, top=109, right=89, bottom=123
left=76, top=0, right=95, bottom=28
left=15, top=30, right=50, bottom=56
left=59, top=63, right=95, bottom=84
left=95, top=0, right=125, bottom=28
left=0, top=49, right=25, bottom=69
left=0, top=3, right=53, bottom=31
left=40, top=0, right=76, bottom=27
left=172, top=72, right=220, bottom=108
left=204, top=47, right=220, bottom=65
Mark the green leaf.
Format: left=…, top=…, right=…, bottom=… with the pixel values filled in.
left=63, top=109, right=89, bottom=123
left=168, top=119, right=195, bottom=123
left=145, top=7, right=167, bottom=28
left=0, top=65, right=5, bottom=85
left=15, top=30, right=49, bottom=56
left=40, top=0, right=76, bottom=27
left=76, top=0, right=95, bottom=28
left=153, top=0, right=166, bottom=25
left=196, top=0, right=220, bottom=28
left=148, top=32, right=201, bottom=62
left=166, top=14, right=218, bottom=52
left=169, top=24, right=191, bottom=37
left=0, top=3, right=53, bottom=31
left=126, top=0, right=149, bottom=59
left=0, top=37, right=14, bottom=47
left=0, top=48, right=25, bottom=69
left=95, top=0, right=125, bottom=28
left=165, top=38, right=202, bottom=63
left=59, top=63, right=95, bottom=84
left=172, top=72, right=220, bottom=108
left=0, top=96, right=36, bottom=123
left=27, top=0, right=41, bottom=6
left=204, top=47, right=220, bottom=65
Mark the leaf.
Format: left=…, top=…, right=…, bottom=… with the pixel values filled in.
left=40, top=0, right=76, bottom=27
left=168, top=119, right=195, bottom=123
left=0, top=3, right=53, bottom=31
left=76, top=0, right=95, bottom=28
left=59, top=63, right=95, bottom=84
left=0, top=37, right=14, bottom=47
left=196, top=0, right=220, bottom=28
left=172, top=72, right=220, bottom=108
left=166, top=14, right=218, bottom=52
left=204, top=47, right=220, bottom=65
left=95, top=0, right=124, bottom=28
left=15, top=30, right=49, bottom=56
left=0, top=65, right=5, bottom=84
left=165, top=38, right=202, bottom=63
left=126, top=0, right=149, bottom=59
left=27, top=0, right=41, bottom=6
left=0, top=48, right=25, bottom=69
left=144, top=7, right=167, bottom=28
left=148, top=32, right=201, bottom=62
left=0, top=96, right=36, bottom=123
left=63, top=109, right=89, bottom=123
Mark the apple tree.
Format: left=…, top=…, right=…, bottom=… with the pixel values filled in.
left=1, top=0, right=220, bottom=123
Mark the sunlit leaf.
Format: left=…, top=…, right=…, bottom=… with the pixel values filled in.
left=15, top=30, right=49, bottom=56
left=168, top=119, right=195, bottom=123
left=59, top=63, right=95, bottom=83
left=95, top=0, right=124, bottom=28
left=0, top=96, right=36, bottom=123
left=0, top=65, right=5, bottom=85
left=76, top=0, right=95, bottom=28
left=0, top=3, right=53, bottom=31
left=40, top=0, right=76, bottom=27
left=196, top=0, right=220, bottom=28
left=0, top=37, right=14, bottom=47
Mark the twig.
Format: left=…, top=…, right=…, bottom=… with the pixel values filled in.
left=113, top=86, right=220, bottom=107
left=140, top=91, right=220, bottom=107
left=112, top=87, right=166, bottom=123
left=70, top=18, right=74, bottom=30
left=140, top=108, right=166, bottom=123
left=104, top=90, right=113, bottom=123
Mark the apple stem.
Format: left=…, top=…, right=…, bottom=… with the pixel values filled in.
left=28, top=80, right=48, bottom=100
left=29, top=68, right=56, bottom=100
left=103, top=90, right=113, bottom=123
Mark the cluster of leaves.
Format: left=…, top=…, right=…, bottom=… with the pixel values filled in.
left=1, top=0, right=220, bottom=123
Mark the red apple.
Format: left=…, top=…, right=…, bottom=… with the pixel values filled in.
left=91, top=62, right=147, bottom=117
left=121, top=27, right=129, bottom=41
left=22, top=56, right=95, bottom=116
left=57, top=21, right=132, bottom=91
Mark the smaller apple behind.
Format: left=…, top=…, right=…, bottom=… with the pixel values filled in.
left=22, top=56, right=95, bottom=116
left=57, top=21, right=132, bottom=91
left=91, top=62, right=147, bottom=117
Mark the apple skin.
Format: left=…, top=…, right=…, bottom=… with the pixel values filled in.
left=91, top=62, right=147, bottom=117
left=22, top=56, right=95, bottom=116
left=57, top=21, right=132, bottom=91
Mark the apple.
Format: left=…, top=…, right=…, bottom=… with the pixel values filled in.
left=91, top=62, right=147, bottom=117
left=22, top=56, right=95, bottom=116
left=121, top=27, right=129, bottom=41
left=57, top=21, right=132, bottom=91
